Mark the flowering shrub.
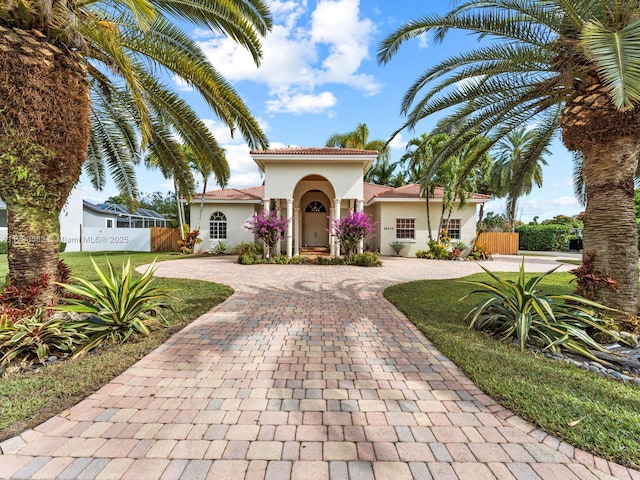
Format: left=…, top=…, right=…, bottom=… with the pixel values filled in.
left=244, top=209, right=289, bottom=257
left=177, top=228, right=202, bottom=254
left=330, top=211, right=377, bottom=261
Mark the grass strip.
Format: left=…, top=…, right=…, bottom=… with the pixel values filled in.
left=0, top=252, right=232, bottom=441
left=385, top=271, right=640, bottom=470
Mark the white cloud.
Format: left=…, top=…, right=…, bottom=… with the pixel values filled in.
left=519, top=196, right=581, bottom=216
left=455, top=75, right=485, bottom=93
left=195, top=0, right=381, bottom=114
left=388, top=133, right=407, bottom=150
left=202, top=118, right=270, bottom=145
left=266, top=91, right=337, bottom=114
left=172, top=75, right=193, bottom=92
left=417, top=33, right=428, bottom=49
left=227, top=171, right=264, bottom=190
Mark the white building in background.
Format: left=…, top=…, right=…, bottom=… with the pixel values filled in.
left=0, top=190, right=167, bottom=252
left=192, top=148, right=489, bottom=257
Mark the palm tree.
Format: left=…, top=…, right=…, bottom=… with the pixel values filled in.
left=400, top=133, right=449, bottom=241
left=325, top=123, right=390, bottom=182
left=0, top=0, right=271, bottom=301
left=192, top=146, right=228, bottom=232
left=378, top=1, right=640, bottom=318
left=366, top=156, right=398, bottom=185
left=492, top=127, right=550, bottom=232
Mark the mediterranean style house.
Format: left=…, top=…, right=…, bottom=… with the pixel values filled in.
left=192, top=148, right=489, bottom=257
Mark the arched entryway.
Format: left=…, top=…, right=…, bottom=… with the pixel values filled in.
left=301, top=190, right=330, bottom=249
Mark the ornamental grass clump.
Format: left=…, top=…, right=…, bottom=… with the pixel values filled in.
left=462, top=259, right=620, bottom=362
left=55, top=258, right=172, bottom=358
left=330, top=211, right=377, bottom=262
left=244, top=210, right=289, bottom=258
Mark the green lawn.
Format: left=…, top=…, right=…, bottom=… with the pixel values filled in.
left=385, top=271, right=640, bottom=469
left=0, top=252, right=233, bottom=441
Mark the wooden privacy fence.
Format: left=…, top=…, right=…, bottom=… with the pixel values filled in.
left=150, top=227, right=180, bottom=252
left=477, top=232, right=519, bottom=255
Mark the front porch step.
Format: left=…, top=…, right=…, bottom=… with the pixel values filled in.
left=300, top=247, right=330, bottom=257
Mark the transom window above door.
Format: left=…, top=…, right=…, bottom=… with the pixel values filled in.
left=305, top=201, right=327, bottom=212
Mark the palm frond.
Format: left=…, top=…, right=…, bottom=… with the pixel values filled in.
left=581, top=18, right=640, bottom=109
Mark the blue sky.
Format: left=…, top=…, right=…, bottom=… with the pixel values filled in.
left=80, top=0, right=582, bottom=223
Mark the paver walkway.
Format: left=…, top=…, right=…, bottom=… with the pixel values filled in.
left=1, top=255, right=638, bottom=480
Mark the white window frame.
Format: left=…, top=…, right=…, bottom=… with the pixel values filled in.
left=210, top=211, right=227, bottom=240
left=396, top=218, right=416, bottom=240
left=105, top=218, right=114, bottom=228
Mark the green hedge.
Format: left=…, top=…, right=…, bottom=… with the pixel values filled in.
left=515, top=224, right=572, bottom=251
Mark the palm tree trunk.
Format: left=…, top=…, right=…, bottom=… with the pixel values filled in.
left=438, top=204, right=446, bottom=241
left=476, top=202, right=485, bottom=240
left=0, top=28, right=90, bottom=304
left=174, top=178, right=185, bottom=240
left=582, top=137, right=639, bottom=319
left=197, top=177, right=207, bottom=230
left=508, top=197, right=517, bottom=233
left=425, top=194, right=433, bottom=242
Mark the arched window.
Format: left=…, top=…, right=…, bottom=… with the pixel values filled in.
left=210, top=211, right=227, bottom=239
left=305, top=201, right=327, bottom=212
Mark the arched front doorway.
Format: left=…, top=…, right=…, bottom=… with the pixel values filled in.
left=301, top=190, right=330, bottom=249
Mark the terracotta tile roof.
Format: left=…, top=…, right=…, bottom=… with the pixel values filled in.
left=250, top=147, right=379, bottom=156
left=196, top=186, right=264, bottom=201
left=366, top=183, right=491, bottom=201
left=363, top=183, right=393, bottom=202
left=195, top=183, right=491, bottom=203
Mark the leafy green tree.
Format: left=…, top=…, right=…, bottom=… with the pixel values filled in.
left=491, top=127, right=550, bottom=232
left=479, top=212, right=510, bottom=232
left=542, top=215, right=583, bottom=229
left=325, top=123, right=390, bottom=183
left=106, top=192, right=187, bottom=229
left=378, top=1, right=640, bottom=318
left=366, top=156, right=402, bottom=186
left=0, top=0, right=271, bottom=300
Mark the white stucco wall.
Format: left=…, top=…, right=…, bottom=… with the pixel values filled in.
left=265, top=162, right=365, bottom=201
left=194, top=203, right=260, bottom=252
left=59, top=189, right=84, bottom=252
left=375, top=201, right=478, bottom=257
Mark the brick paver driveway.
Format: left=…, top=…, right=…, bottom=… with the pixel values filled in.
left=1, top=255, right=637, bottom=479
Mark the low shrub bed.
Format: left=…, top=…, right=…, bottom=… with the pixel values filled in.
left=0, top=252, right=232, bottom=441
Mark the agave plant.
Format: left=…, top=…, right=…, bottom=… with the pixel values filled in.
left=56, top=258, right=172, bottom=358
left=0, top=311, right=86, bottom=366
left=462, top=260, right=619, bottom=362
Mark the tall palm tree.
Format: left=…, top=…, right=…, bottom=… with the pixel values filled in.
left=192, top=146, right=228, bottom=232
left=492, top=127, right=550, bottom=231
left=400, top=133, right=449, bottom=241
left=0, top=0, right=271, bottom=301
left=378, top=1, right=640, bottom=318
left=325, top=123, right=390, bottom=182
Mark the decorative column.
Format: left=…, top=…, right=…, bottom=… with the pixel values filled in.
left=356, top=199, right=364, bottom=254
left=294, top=206, right=301, bottom=256
left=329, top=207, right=335, bottom=256
left=333, top=198, right=341, bottom=257
left=286, top=198, right=293, bottom=257
left=276, top=200, right=282, bottom=255
left=263, top=198, right=270, bottom=258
